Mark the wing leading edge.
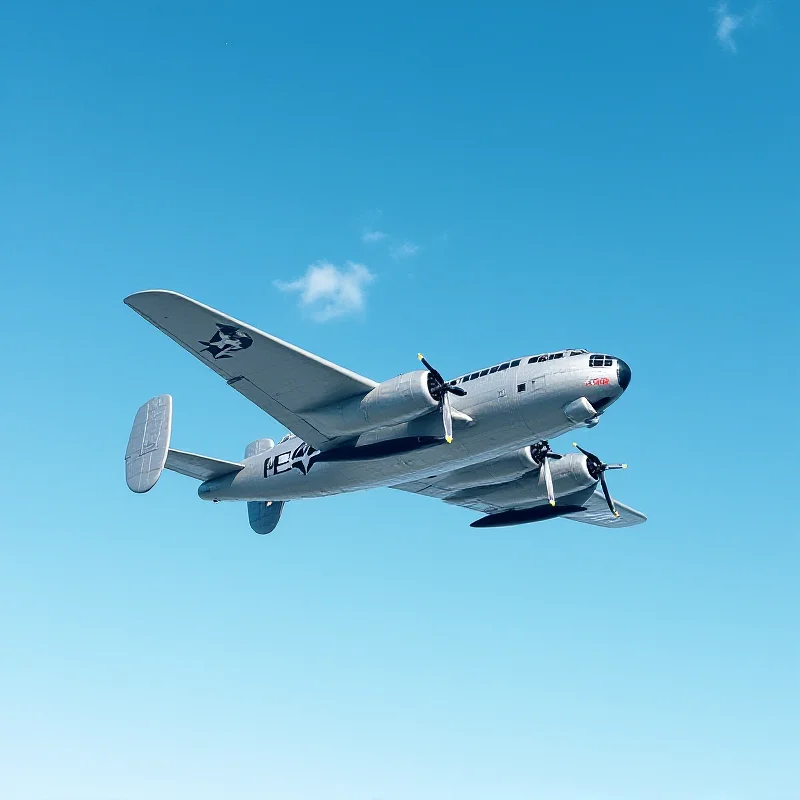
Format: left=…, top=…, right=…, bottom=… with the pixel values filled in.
left=124, top=290, right=378, bottom=449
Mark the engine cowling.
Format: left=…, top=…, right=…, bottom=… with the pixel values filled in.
left=445, top=453, right=597, bottom=506
left=437, top=446, right=537, bottom=491
left=307, top=370, right=439, bottom=437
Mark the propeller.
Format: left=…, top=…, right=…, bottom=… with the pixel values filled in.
left=530, top=440, right=563, bottom=507
left=572, top=442, right=627, bottom=517
left=418, top=353, right=467, bottom=443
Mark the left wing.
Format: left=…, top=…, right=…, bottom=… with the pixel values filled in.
left=392, top=478, right=646, bottom=528
left=125, top=290, right=378, bottom=449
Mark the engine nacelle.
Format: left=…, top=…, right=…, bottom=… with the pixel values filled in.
left=437, top=446, right=537, bottom=491
left=445, top=453, right=597, bottom=507
left=307, top=370, right=439, bottom=437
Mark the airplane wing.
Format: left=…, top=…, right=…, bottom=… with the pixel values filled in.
left=391, top=478, right=646, bottom=529
left=124, top=290, right=377, bottom=449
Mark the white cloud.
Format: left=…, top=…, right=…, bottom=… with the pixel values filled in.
left=275, top=261, right=375, bottom=321
left=713, top=2, right=761, bottom=52
left=361, top=229, right=387, bottom=243
left=390, top=241, right=420, bottom=260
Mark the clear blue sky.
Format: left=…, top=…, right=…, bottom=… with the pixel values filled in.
left=2, top=2, right=798, bottom=798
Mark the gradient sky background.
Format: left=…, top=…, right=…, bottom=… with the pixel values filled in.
left=2, top=2, right=798, bottom=799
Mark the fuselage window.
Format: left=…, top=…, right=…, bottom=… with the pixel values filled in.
left=479, top=369, right=489, bottom=377
left=470, top=372, right=480, bottom=380
left=517, top=383, right=526, bottom=392
left=489, top=365, right=499, bottom=373
left=498, top=362, right=509, bottom=370
left=510, top=359, right=521, bottom=367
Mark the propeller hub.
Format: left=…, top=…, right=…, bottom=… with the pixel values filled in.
left=418, top=353, right=466, bottom=443
left=573, top=442, right=627, bottom=518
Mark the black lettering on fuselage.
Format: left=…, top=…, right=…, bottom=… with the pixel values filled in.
left=274, top=451, right=291, bottom=475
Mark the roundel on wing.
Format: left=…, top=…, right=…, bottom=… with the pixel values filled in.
left=199, top=323, right=254, bottom=359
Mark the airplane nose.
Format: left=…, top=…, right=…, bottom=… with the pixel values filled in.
left=617, top=358, right=632, bottom=390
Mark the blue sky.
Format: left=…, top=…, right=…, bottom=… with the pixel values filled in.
left=1, top=2, right=798, bottom=798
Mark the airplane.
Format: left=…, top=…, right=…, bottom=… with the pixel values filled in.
left=124, top=290, right=646, bottom=534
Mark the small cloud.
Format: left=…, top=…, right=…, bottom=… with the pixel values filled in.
left=390, top=241, right=420, bottom=260
left=361, top=229, right=387, bottom=243
left=713, top=2, right=760, bottom=52
left=275, top=261, right=375, bottom=321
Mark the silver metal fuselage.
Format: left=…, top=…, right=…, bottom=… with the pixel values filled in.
left=198, top=352, right=628, bottom=502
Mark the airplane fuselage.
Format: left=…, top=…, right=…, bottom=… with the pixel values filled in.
left=198, top=350, right=631, bottom=502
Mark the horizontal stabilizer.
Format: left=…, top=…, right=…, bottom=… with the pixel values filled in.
left=165, top=449, right=244, bottom=482
left=125, top=395, right=172, bottom=493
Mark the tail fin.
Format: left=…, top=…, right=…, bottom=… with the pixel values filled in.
left=125, top=395, right=172, bottom=492
left=125, top=395, right=243, bottom=492
left=248, top=500, right=286, bottom=534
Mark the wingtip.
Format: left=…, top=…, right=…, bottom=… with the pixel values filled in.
left=123, top=289, right=190, bottom=308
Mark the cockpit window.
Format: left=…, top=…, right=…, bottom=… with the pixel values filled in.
left=589, top=354, right=614, bottom=367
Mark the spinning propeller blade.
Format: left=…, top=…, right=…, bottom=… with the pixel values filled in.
left=417, top=353, right=467, bottom=442
left=442, top=393, right=454, bottom=444
left=530, top=440, right=562, bottom=507
left=573, top=442, right=627, bottom=517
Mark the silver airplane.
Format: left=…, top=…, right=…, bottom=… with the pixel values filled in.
left=124, top=291, right=646, bottom=534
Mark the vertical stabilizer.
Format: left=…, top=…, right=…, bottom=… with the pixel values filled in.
left=125, top=395, right=172, bottom=492
left=247, top=501, right=286, bottom=534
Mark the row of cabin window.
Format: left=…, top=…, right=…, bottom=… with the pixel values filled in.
left=449, top=350, right=592, bottom=385
left=450, top=359, right=522, bottom=385
left=527, top=350, right=586, bottom=364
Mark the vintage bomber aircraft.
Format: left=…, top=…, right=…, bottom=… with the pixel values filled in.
left=124, top=291, right=646, bottom=534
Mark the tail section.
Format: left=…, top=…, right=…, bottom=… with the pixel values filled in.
left=126, top=404, right=287, bottom=535
left=125, top=395, right=243, bottom=492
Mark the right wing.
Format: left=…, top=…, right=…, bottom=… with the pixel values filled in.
left=393, top=475, right=646, bottom=528
left=124, top=290, right=378, bottom=449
